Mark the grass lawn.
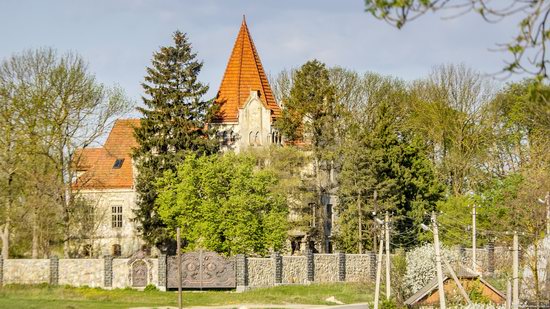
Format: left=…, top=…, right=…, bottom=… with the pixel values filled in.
left=0, top=283, right=374, bottom=309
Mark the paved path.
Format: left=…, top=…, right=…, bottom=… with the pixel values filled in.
left=130, top=303, right=369, bottom=309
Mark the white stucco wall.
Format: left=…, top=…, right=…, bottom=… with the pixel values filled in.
left=78, top=189, right=144, bottom=257
left=213, top=91, right=278, bottom=153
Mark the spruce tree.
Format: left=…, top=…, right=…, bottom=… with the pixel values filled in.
left=336, top=77, right=444, bottom=252
left=133, top=31, right=218, bottom=252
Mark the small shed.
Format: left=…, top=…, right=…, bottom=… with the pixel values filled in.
left=404, top=270, right=506, bottom=307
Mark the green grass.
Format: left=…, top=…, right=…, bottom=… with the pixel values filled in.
left=0, top=283, right=373, bottom=309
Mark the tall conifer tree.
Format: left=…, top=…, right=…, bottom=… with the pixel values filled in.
left=133, top=31, right=218, bottom=251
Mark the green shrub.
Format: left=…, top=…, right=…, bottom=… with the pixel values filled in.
left=144, top=284, right=159, bottom=292
left=468, top=280, right=491, bottom=304
left=381, top=299, right=397, bottom=309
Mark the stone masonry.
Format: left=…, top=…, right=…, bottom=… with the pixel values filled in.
left=104, top=255, right=113, bottom=288
left=50, top=256, right=59, bottom=285
left=0, top=249, right=509, bottom=290
left=236, top=254, right=248, bottom=292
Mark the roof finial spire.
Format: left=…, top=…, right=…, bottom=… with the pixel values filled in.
left=242, top=15, right=246, bottom=25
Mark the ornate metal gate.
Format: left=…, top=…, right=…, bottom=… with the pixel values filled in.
left=167, top=251, right=236, bottom=288
left=131, top=260, right=148, bottom=287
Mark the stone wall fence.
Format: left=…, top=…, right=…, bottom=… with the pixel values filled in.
left=0, top=247, right=510, bottom=291
left=0, top=251, right=160, bottom=290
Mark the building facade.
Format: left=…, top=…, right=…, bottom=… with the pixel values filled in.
left=210, top=17, right=282, bottom=152
left=75, top=17, right=335, bottom=257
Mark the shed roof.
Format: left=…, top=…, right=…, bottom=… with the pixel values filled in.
left=404, top=269, right=505, bottom=306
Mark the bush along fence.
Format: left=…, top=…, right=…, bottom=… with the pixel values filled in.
left=0, top=244, right=512, bottom=291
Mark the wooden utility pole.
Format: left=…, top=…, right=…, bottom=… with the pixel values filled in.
left=373, top=190, right=378, bottom=253
left=512, top=231, right=519, bottom=309
left=506, top=280, right=512, bottom=309
left=546, top=192, right=550, bottom=235
left=373, top=230, right=384, bottom=309
left=472, top=203, right=477, bottom=271
left=432, top=212, right=446, bottom=309
left=358, top=195, right=362, bottom=254
left=385, top=211, right=391, bottom=300
left=177, top=227, right=182, bottom=309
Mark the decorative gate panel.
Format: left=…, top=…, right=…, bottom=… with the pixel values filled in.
left=167, top=251, right=236, bottom=288
left=132, top=260, right=148, bottom=287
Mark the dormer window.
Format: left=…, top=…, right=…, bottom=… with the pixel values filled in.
left=113, top=158, right=124, bottom=169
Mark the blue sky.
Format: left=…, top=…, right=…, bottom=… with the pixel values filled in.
left=1, top=0, right=523, bottom=109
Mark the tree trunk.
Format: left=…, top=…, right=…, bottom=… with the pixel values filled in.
left=2, top=174, right=13, bottom=259
left=60, top=143, right=73, bottom=258
left=1, top=215, right=9, bottom=258
left=32, top=205, right=39, bottom=259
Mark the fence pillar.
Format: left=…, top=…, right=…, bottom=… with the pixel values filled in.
left=104, top=255, right=113, bottom=288
left=337, top=251, right=346, bottom=282
left=487, top=241, right=495, bottom=276
left=49, top=256, right=59, bottom=285
left=158, top=254, right=167, bottom=291
left=236, top=254, right=248, bottom=292
left=272, top=251, right=282, bottom=285
left=369, top=251, right=377, bottom=281
left=0, top=255, right=3, bottom=287
left=306, top=249, right=314, bottom=282
left=458, top=244, right=466, bottom=260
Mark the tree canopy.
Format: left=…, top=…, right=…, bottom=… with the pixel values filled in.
left=364, top=0, right=550, bottom=78
left=155, top=153, right=288, bottom=256
left=133, top=31, right=218, bottom=251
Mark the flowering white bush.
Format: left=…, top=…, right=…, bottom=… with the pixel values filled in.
left=404, top=243, right=462, bottom=296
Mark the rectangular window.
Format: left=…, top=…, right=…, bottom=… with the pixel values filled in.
left=326, top=204, right=333, bottom=236
left=309, top=203, right=317, bottom=228
left=112, top=205, right=122, bottom=228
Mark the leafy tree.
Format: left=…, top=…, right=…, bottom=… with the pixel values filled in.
left=250, top=146, right=317, bottom=251
left=364, top=0, right=550, bottom=78
left=155, top=153, right=287, bottom=255
left=275, top=60, right=343, bottom=251
left=133, top=31, right=218, bottom=252
left=336, top=74, right=444, bottom=252
left=0, top=48, right=131, bottom=257
left=276, top=59, right=339, bottom=150
left=488, top=79, right=550, bottom=176
left=408, top=64, right=494, bottom=195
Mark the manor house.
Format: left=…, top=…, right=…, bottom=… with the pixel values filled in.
left=74, top=18, right=335, bottom=257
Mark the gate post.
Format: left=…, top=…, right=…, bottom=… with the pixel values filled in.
left=369, top=251, right=376, bottom=281
left=337, top=251, right=346, bottom=282
left=49, top=256, right=59, bottom=285
left=306, top=249, right=314, bottom=282
left=158, top=254, right=167, bottom=291
left=236, top=254, right=248, bottom=292
left=272, top=251, right=282, bottom=285
left=104, top=255, right=113, bottom=289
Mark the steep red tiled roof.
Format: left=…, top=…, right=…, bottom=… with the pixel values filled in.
left=214, top=17, right=281, bottom=123
left=74, top=119, right=140, bottom=190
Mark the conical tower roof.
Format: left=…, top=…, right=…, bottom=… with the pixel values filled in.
left=214, top=17, right=281, bottom=123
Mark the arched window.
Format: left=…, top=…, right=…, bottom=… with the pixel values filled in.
left=222, top=131, right=228, bottom=145
left=249, top=131, right=254, bottom=146
left=229, top=131, right=235, bottom=143
left=141, top=244, right=151, bottom=256
left=83, top=244, right=92, bottom=257
left=255, top=131, right=261, bottom=146
left=112, top=244, right=121, bottom=257
left=271, top=132, right=275, bottom=144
